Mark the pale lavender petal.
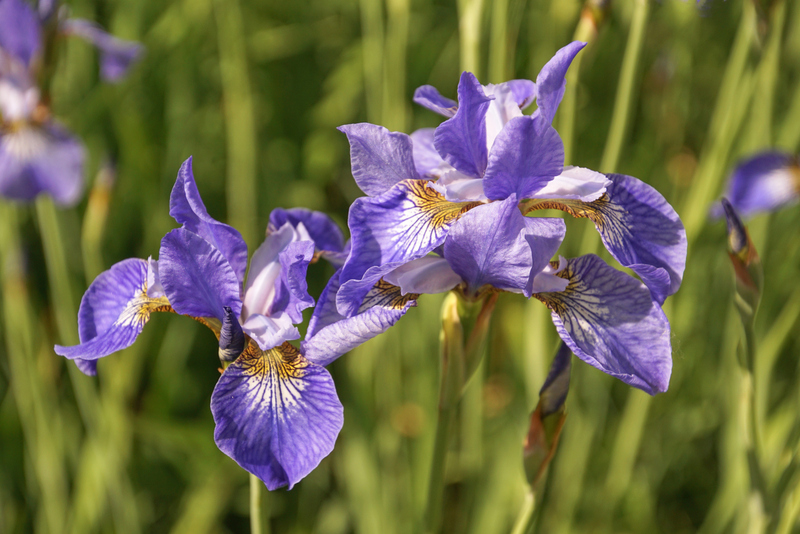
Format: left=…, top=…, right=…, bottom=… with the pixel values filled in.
left=483, top=83, right=525, bottom=150
left=0, top=123, right=85, bottom=205
left=338, top=123, right=420, bottom=196
left=303, top=271, right=416, bottom=366
left=272, top=240, right=315, bottom=323
left=716, top=152, right=800, bottom=217
left=533, top=166, right=610, bottom=202
left=62, top=19, right=143, bottom=82
left=211, top=343, right=343, bottom=490
left=241, top=311, right=300, bottom=351
left=535, top=254, right=672, bottom=395
left=504, top=79, right=537, bottom=110
left=0, top=0, right=41, bottom=67
left=413, top=84, right=457, bottom=117
left=443, top=198, right=565, bottom=295
left=159, top=228, right=242, bottom=320
left=336, top=262, right=405, bottom=318
left=433, top=72, right=493, bottom=178
left=339, top=179, right=480, bottom=314
left=54, top=258, right=169, bottom=363
left=383, top=256, right=462, bottom=295
left=410, top=128, right=447, bottom=178
left=482, top=114, right=564, bottom=201
left=534, top=41, right=586, bottom=127
left=268, top=208, right=345, bottom=253
left=169, top=157, right=248, bottom=284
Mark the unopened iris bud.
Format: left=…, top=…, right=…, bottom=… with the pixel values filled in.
left=219, top=306, right=245, bottom=364
left=721, top=197, right=762, bottom=296
left=523, top=343, right=572, bottom=487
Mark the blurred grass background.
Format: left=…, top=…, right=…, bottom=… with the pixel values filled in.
left=2, top=0, right=800, bottom=532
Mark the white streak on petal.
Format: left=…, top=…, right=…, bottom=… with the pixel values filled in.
left=384, top=256, right=462, bottom=295
left=534, top=166, right=610, bottom=202
left=483, top=83, right=523, bottom=152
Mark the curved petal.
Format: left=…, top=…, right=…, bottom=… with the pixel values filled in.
left=384, top=256, right=462, bottom=295
left=0, top=0, right=41, bottom=67
left=443, top=198, right=565, bottom=295
left=61, top=19, right=143, bottom=82
left=273, top=240, right=315, bottom=322
left=525, top=173, right=687, bottom=304
left=504, top=79, right=537, bottom=110
left=338, top=123, right=421, bottom=196
left=483, top=114, right=564, bottom=201
left=54, top=258, right=171, bottom=362
left=413, top=84, right=457, bottom=117
left=0, top=123, right=85, bottom=205
left=532, top=166, right=610, bottom=202
left=169, top=157, right=248, bottom=284
left=716, top=152, right=800, bottom=217
left=410, top=128, right=447, bottom=178
left=340, top=179, right=481, bottom=300
left=268, top=208, right=345, bottom=253
left=211, top=342, right=343, bottom=490
left=534, top=41, right=586, bottom=127
left=534, top=254, right=672, bottom=395
left=433, top=72, right=493, bottom=178
left=483, top=82, right=525, bottom=151
left=241, top=311, right=300, bottom=351
left=303, top=271, right=417, bottom=366
left=159, top=228, right=242, bottom=320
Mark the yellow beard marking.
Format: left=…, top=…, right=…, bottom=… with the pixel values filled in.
left=113, top=283, right=172, bottom=329
left=359, top=279, right=419, bottom=313
left=532, top=260, right=575, bottom=316
left=405, top=180, right=482, bottom=230
left=236, top=341, right=310, bottom=411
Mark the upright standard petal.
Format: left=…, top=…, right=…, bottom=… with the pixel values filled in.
left=54, top=258, right=171, bottom=362
left=443, top=197, right=565, bottom=295
left=339, top=179, right=481, bottom=313
left=383, top=256, right=462, bottom=295
left=413, top=85, right=458, bottom=117
left=0, top=0, right=41, bottom=67
left=482, top=114, right=564, bottom=201
left=338, top=123, right=421, bottom=196
left=159, top=228, right=242, bottom=320
left=717, top=152, right=800, bottom=217
left=269, top=208, right=345, bottom=253
left=534, top=41, right=585, bottom=127
left=169, top=157, right=249, bottom=283
left=533, top=255, right=672, bottom=395
left=410, top=128, right=447, bottom=179
left=303, top=271, right=417, bottom=366
left=433, top=72, right=493, bottom=178
left=61, top=19, right=143, bottom=82
left=524, top=173, right=687, bottom=304
left=211, top=342, right=343, bottom=490
left=0, top=124, right=85, bottom=205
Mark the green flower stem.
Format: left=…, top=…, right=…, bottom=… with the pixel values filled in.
left=34, top=197, right=98, bottom=428
left=457, top=0, right=485, bottom=76
left=250, top=473, right=264, bottom=534
left=510, top=489, right=536, bottom=534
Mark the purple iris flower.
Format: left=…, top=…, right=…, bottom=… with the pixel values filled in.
left=55, top=157, right=416, bottom=489
left=0, top=0, right=142, bottom=205
left=336, top=41, right=686, bottom=394
left=712, top=151, right=800, bottom=218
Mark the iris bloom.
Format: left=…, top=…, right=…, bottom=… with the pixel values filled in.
left=337, top=42, right=686, bottom=394
left=713, top=151, right=800, bottom=217
left=0, top=0, right=142, bottom=204
left=55, top=158, right=416, bottom=489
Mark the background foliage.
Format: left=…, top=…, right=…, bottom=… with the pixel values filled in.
left=2, top=0, right=800, bottom=532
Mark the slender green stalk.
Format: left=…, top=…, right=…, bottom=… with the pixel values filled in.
left=510, top=490, right=536, bottom=534
left=35, top=197, right=98, bottom=428
left=382, top=0, right=410, bottom=131
left=358, top=0, right=384, bottom=123
left=599, top=0, right=649, bottom=173
left=457, top=0, right=486, bottom=76
left=488, top=0, right=510, bottom=83
left=250, top=474, right=263, bottom=534
left=214, top=0, right=258, bottom=247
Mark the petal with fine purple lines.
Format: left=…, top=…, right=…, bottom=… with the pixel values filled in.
left=534, top=254, right=672, bottom=395
left=211, top=342, right=343, bottom=490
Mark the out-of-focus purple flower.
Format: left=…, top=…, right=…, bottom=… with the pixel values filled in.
left=0, top=0, right=142, bottom=205
left=336, top=42, right=685, bottom=394
left=713, top=151, right=800, bottom=218
left=55, top=157, right=416, bottom=489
